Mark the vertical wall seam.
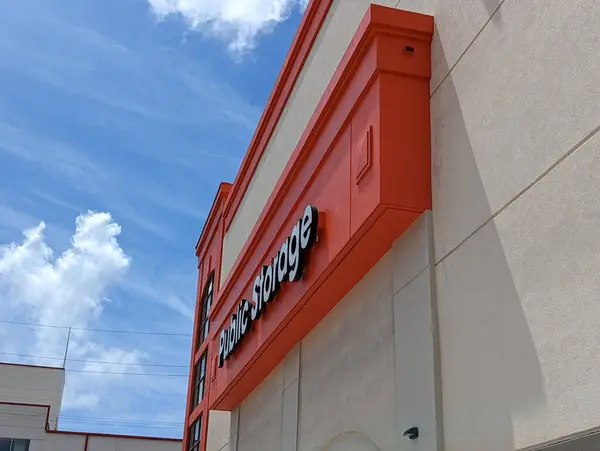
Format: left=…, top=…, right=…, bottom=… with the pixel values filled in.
left=280, top=370, right=285, bottom=451
left=296, top=342, right=303, bottom=451
left=391, top=233, right=398, bottom=450
left=282, top=344, right=301, bottom=451
left=294, top=342, right=301, bottom=451
left=235, top=405, right=240, bottom=451
left=426, top=210, right=445, bottom=451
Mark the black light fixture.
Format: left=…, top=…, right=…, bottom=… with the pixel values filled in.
left=403, top=427, right=419, bottom=440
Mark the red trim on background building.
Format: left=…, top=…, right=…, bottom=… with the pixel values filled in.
left=204, top=5, right=434, bottom=410
left=0, top=402, right=181, bottom=442
left=0, top=361, right=65, bottom=371
left=221, top=0, right=335, bottom=233
left=50, top=430, right=181, bottom=442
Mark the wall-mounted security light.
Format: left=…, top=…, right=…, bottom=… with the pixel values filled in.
left=403, top=427, right=419, bottom=440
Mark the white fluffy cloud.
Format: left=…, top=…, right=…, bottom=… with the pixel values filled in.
left=147, top=0, right=309, bottom=56
left=0, top=211, right=141, bottom=407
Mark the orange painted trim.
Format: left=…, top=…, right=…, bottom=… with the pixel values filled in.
left=0, top=402, right=181, bottom=442
left=195, top=182, right=232, bottom=257
left=211, top=5, right=433, bottom=321
left=187, top=183, right=230, bottom=451
left=207, top=5, right=434, bottom=410
left=221, top=0, right=334, bottom=233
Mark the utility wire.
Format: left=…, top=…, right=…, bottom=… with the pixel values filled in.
left=0, top=351, right=189, bottom=368
left=0, top=319, right=191, bottom=337
left=0, top=362, right=188, bottom=376
left=0, top=412, right=184, bottom=430
left=64, top=369, right=187, bottom=377
left=59, top=415, right=182, bottom=426
left=0, top=422, right=182, bottom=431
left=0, top=411, right=183, bottom=427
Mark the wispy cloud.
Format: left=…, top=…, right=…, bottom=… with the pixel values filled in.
left=121, top=277, right=196, bottom=321
left=0, top=0, right=260, bottom=239
left=146, top=0, right=308, bottom=57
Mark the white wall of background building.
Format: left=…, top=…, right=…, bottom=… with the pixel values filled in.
left=0, top=364, right=181, bottom=451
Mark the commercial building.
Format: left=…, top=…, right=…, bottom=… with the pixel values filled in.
left=0, top=362, right=181, bottom=451
left=185, top=1, right=600, bottom=451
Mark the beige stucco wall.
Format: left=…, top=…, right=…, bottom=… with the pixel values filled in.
left=206, top=410, right=232, bottom=451
left=427, top=0, right=600, bottom=449
left=0, top=364, right=65, bottom=429
left=219, top=0, right=515, bottom=282
left=86, top=435, right=181, bottom=451
left=214, top=0, right=600, bottom=450
left=226, top=213, right=440, bottom=451
left=40, top=434, right=87, bottom=451
left=220, top=0, right=401, bottom=282
left=436, top=104, right=600, bottom=451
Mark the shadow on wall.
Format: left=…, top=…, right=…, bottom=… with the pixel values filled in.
left=430, top=38, right=544, bottom=451
left=482, top=0, right=503, bottom=24
left=430, top=0, right=503, bottom=94
left=323, top=431, right=380, bottom=451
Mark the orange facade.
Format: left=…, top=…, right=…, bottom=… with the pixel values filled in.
left=185, top=3, right=434, bottom=450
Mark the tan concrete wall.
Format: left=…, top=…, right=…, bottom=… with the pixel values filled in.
left=230, top=214, right=439, bottom=451
left=32, top=434, right=181, bottom=451
left=206, top=410, right=232, bottom=451
left=86, top=435, right=181, bottom=451
left=0, top=364, right=64, bottom=429
left=220, top=0, right=398, bottom=282
left=219, top=0, right=600, bottom=449
left=37, top=434, right=86, bottom=451
left=436, top=113, right=600, bottom=451
left=426, top=0, right=600, bottom=449
left=219, top=0, right=517, bottom=281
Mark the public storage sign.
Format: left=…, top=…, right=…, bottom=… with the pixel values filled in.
left=207, top=4, right=434, bottom=410
left=218, top=205, right=319, bottom=367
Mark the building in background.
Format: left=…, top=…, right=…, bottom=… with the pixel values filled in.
left=185, top=1, right=600, bottom=451
left=0, top=362, right=181, bottom=451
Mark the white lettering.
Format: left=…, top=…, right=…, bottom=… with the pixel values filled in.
left=218, top=205, right=319, bottom=367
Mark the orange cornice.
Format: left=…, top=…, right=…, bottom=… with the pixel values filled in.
left=221, top=0, right=335, bottom=233
left=195, top=182, right=232, bottom=258
left=206, top=3, right=434, bottom=409
left=210, top=5, right=434, bottom=321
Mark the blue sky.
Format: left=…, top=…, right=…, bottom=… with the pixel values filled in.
left=0, top=0, right=305, bottom=439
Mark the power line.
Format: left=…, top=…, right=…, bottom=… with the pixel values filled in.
left=0, top=319, right=191, bottom=337
left=0, top=412, right=184, bottom=430
left=0, top=351, right=189, bottom=368
left=64, top=369, right=187, bottom=377
left=0, top=364, right=189, bottom=377
left=1, top=421, right=182, bottom=431
left=59, top=415, right=182, bottom=426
